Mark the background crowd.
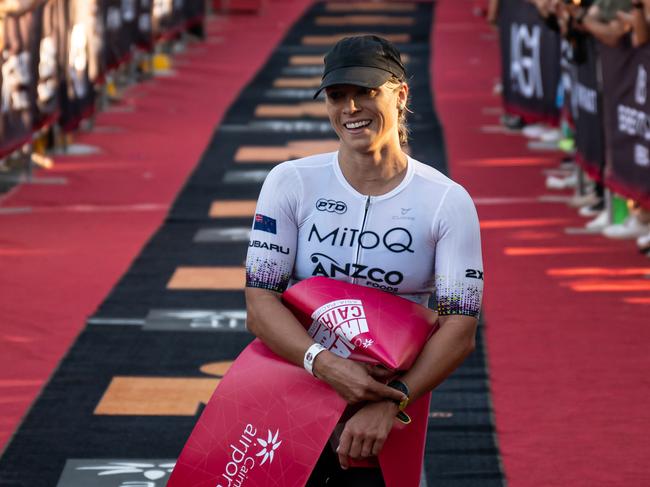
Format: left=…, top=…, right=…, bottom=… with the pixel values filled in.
left=487, top=0, right=650, bottom=257
left=0, top=0, right=207, bottom=192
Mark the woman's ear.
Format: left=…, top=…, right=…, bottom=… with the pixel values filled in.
left=398, top=83, right=409, bottom=108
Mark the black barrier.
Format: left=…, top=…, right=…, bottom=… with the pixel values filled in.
left=498, top=0, right=561, bottom=124
left=559, top=38, right=576, bottom=127
left=135, top=0, right=154, bottom=51
left=574, top=36, right=605, bottom=182
left=184, top=0, right=206, bottom=38
left=0, top=7, right=39, bottom=158
left=58, top=0, right=97, bottom=132
left=102, top=0, right=135, bottom=74
left=601, top=40, right=650, bottom=208
left=34, top=0, right=66, bottom=131
left=153, top=0, right=184, bottom=41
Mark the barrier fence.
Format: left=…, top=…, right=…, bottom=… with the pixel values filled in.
left=498, top=0, right=650, bottom=209
left=0, top=0, right=206, bottom=160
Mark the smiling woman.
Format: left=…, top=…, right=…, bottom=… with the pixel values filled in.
left=244, top=35, right=484, bottom=486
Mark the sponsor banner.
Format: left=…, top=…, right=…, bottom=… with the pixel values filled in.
left=559, top=38, right=576, bottom=126
left=0, top=5, right=39, bottom=157
left=498, top=0, right=561, bottom=124
left=600, top=40, right=650, bottom=207
left=574, top=36, right=604, bottom=181
left=56, top=459, right=175, bottom=486
left=169, top=277, right=436, bottom=487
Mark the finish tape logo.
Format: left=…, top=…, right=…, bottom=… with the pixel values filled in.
left=308, top=299, right=374, bottom=358
left=216, top=424, right=282, bottom=487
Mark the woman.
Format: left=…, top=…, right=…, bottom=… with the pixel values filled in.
left=245, top=35, right=483, bottom=486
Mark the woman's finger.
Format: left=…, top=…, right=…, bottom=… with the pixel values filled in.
left=368, top=380, right=406, bottom=403
left=371, top=437, right=386, bottom=457
left=360, top=437, right=374, bottom=458
left=337, top=430, right=352, bottom=470
left=367, top=365, right=394, bottom=381
left=348, top=433, right=364, bottom=459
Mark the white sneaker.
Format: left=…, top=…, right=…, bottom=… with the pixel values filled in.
left=602, top=215, right=649, bottom=239
left=522, top=124, right=547, bottom=138
left=540, top=128, right=562, bottom=142
left=636, top=231, right=650, bottom=249
left=546, top=173, right=578, bottom=190
left=568, top=192, right=599, bottom=208
left=578, top=200, right=604, bottom=217
left=585, top=210, right=610, bottom=231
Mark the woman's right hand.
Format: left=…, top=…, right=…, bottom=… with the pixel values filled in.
left=312, top=351, right=406, bottom=405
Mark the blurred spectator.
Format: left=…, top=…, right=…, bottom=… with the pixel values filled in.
left=578, top=0, right=632, bottom=46
left=616, top=0, right=650, bottom=46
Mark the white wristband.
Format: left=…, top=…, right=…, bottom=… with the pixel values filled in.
left=303, top=343, right=327, bottom=376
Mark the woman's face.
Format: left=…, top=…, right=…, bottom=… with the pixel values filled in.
left=325, top=81, right=407, bottom=154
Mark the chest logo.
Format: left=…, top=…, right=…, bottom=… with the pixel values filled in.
left=316, top=198, right=347, bottom=214
left=308, top=224, right=414, bottom=253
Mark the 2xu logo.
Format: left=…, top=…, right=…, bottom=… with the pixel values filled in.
left=316, top=198, right=347, bottom=214
left=465, top=269, right=484, bottom=280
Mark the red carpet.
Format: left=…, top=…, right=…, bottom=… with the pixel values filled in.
left=0, top=0, right=312, bottom=452
left=434, top=1, right=650, bottom=485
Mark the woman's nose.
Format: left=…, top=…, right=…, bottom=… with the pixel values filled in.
left=343, top=96, right=359, bottom=113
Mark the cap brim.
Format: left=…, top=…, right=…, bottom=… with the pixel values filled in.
left=313, top=66, right=394, bottom=99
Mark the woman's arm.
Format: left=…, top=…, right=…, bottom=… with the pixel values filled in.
left=616, top=2, right=650, bottom=46
left=583, top=5, right=629, bottom=46
left=337, top=183, right=484, bottom=467
left=399, top=314, right=477, bottom=401
left=245, top=287, right=406, bottom=405
left=335, top=313, right=476, bottom=468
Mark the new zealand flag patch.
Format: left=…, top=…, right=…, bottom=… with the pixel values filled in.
left=253, top=214, right=277, bottom=234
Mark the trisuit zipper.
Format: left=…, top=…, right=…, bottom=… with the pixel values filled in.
left=352, top=196, right=371, bottom=284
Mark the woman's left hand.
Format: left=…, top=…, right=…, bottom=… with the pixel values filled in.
left=336, top=400, right=399, bottom=469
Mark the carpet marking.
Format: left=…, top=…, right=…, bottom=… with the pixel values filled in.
left=194, top=227, right=251, bottom=243
left=144, top=309, right=248, bottom=332
left=87, top=317, right=146, bottom=326
left=56, top=459, right=175, bottom=486
left=167, top=267, right=245, bottom=290
left=209, top=200, right=256, bottom=218
left=504, top=246, right=612, bottom=256
left=223, top=169, right=271, bottom=183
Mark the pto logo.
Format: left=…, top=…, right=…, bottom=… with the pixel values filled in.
left=253, top=214, right=277, bottom=234
left=316, top=198, right=347, bottom=214
left=308, top=300, right=374, bottom=358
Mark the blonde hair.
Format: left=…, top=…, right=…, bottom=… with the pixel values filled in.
left=385, top=76, right=410, bottom=146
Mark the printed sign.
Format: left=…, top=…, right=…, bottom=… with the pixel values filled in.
left=601, top=41, right=650, bottom=206
left=498, top=0, right=561, bottom=123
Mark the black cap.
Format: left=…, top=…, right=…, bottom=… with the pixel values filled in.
left=313, top=35, right=406, bottom=99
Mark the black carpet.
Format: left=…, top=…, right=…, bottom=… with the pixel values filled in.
left=0, top=3, right=504, bottom=486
